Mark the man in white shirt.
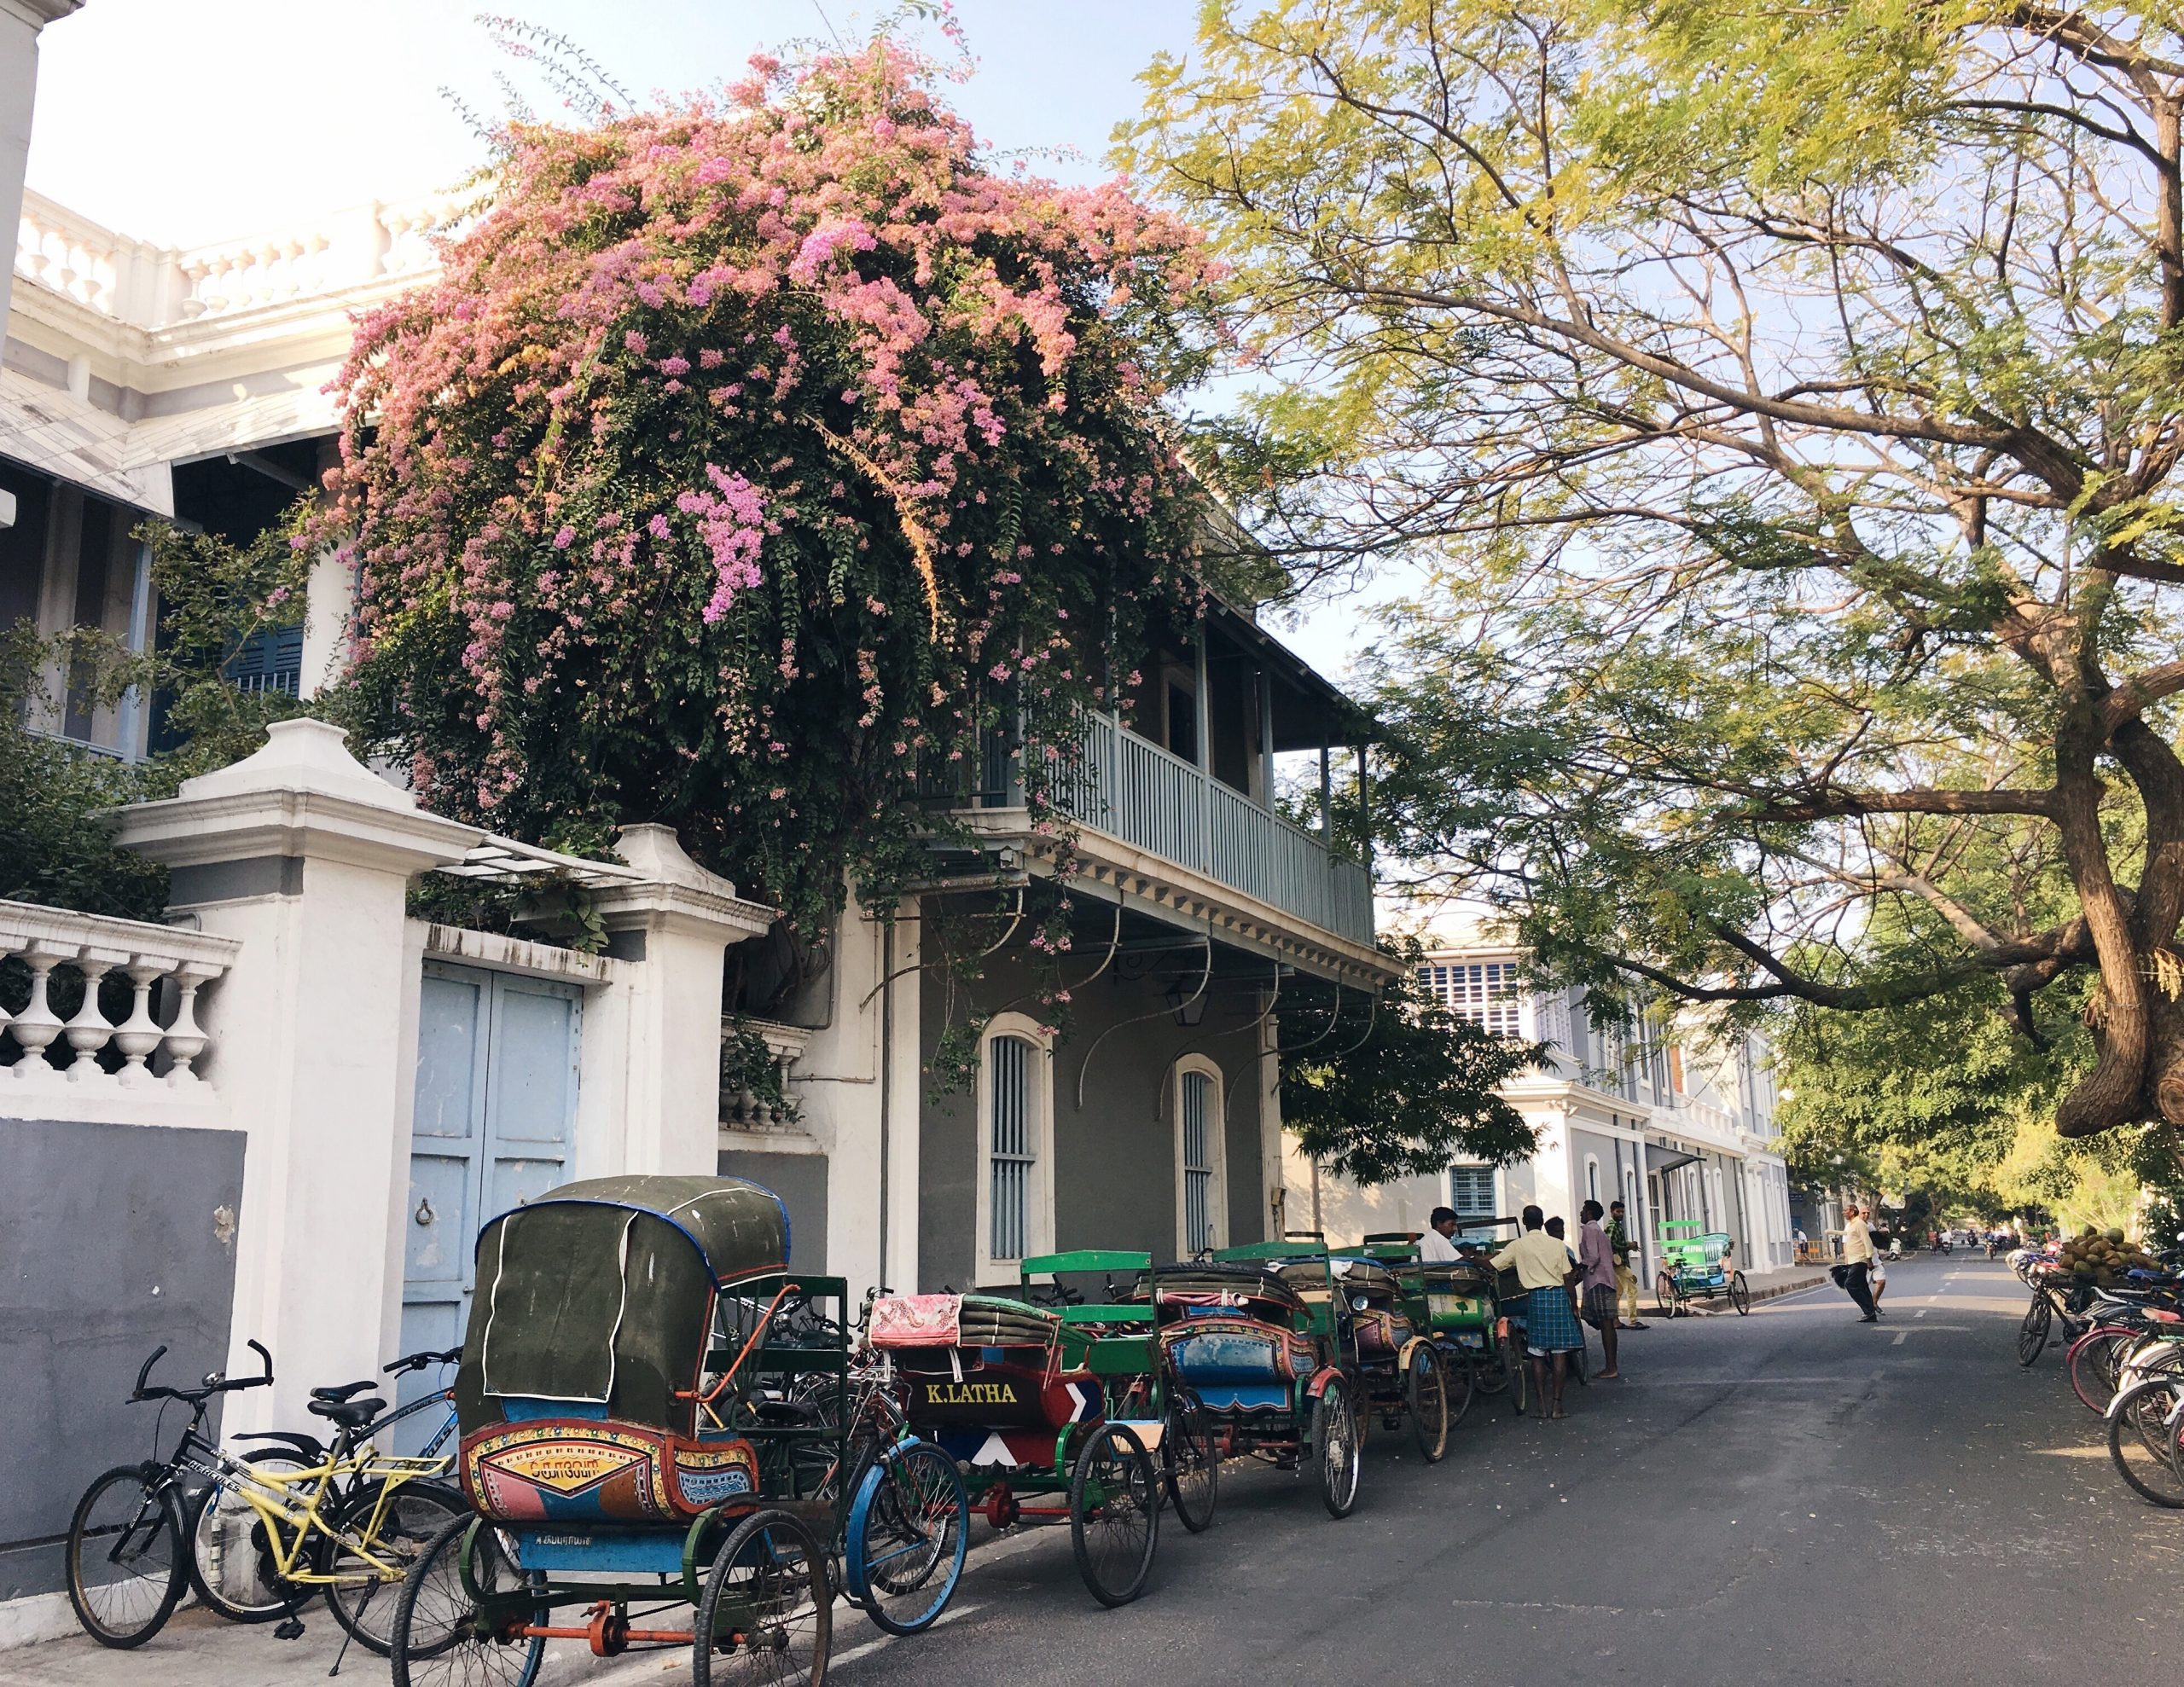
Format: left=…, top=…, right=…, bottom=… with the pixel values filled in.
left=1838, top=1205, right=1879, bottom=1322
left=1419, top=1206, right=1462, bottom=1263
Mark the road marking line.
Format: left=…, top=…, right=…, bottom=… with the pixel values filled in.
left=830, top=1601, right=982, bottom=1671
left=1893, top=1330, right=1907, bottom=1345
left=1915, top=1309, right=1928, bottom=1319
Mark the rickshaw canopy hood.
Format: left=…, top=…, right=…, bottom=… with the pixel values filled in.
left=459, top=1174, right=789, bottom=1435
left=473, top=1174, right=789, bottom=1288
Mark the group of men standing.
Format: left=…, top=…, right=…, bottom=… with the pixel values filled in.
left=1417, top=1199, right=1649, bottom=1419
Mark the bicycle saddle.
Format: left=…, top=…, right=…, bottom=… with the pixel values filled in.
left=309, top=1380, right=375, bottom=1403
left=306, top=1394, right=384, bottom=1429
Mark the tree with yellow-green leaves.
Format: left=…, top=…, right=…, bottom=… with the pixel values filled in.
left=1130, top=4, right=2184, bottom=1162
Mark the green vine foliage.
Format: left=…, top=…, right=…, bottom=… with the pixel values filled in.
left=315, top=38, right=1218, bottom=943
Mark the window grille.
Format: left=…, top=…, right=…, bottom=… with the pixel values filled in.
left=1417, top=961, right=1522, bottom=1035
left=1181, top=1070, right=1216, bottom=1253
left=988, top=1035, right=1033, bottom=1263
left=1449, top=1164, right=1496, bottom=1218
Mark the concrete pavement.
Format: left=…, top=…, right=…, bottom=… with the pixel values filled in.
left=4, top=1258, right=2170, bottom=1687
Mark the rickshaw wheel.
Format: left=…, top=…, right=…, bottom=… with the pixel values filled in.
left=1161, top=1396, right=1219, bottom=1533
left=845, top=1441, right=967, bottom=1637
left=1505, top=1331, right=1531, bottom=1417
left=693, top=1509, right=829, bottom=1687
left=1654, top=1272, right=1682, bottom=1319
left=1069, top=1423, right=1159, bottom=1606
left=1469, top=1335, right=1509, bottom=1395
left=1442, top=1346, right=1476, bottom=1428
left=1729, top=1271, right=1752, bottom=1315
left=1310, top=1380, right=1362, bottom=1518
left=1406, top=1348, right=1449, bottom=1464
left=389, top=1518, right=544, bottom=1687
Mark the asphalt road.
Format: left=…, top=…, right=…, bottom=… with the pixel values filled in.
left=8, top=1256, right=2176, bottom=1687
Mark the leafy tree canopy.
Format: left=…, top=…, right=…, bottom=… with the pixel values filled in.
left=1279, top=954, right=1543, bottom=1185
left=1131, top=2, right=2184, bottom=1145
left=319, top=38, right=1221, bottom=935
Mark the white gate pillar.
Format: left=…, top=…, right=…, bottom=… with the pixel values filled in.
left=112, top=720, right=478, bottom=1430
left=586, top=824, right=775, bottom=1180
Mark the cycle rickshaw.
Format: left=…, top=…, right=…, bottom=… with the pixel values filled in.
left=1653, top=1220, right=1752, bottom=1316
left=1330, top=1249, right=1451, bottom=1458
left=861, top=1248, right=1216, bottom=1610
left=1376, top=1219, right=1583, bottom=1416
left=388, top=1174, right=957, bottom=1687
left=1152, top=1239, right=1363, bottom=1517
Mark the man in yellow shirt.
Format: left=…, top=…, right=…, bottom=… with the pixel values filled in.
left=1493, top=1205, right=1585, bottom=1418
left=1838, top=1205, right=1879, bottom=1322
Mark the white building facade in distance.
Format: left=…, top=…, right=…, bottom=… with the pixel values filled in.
left=1289, top=923, right=1795, bottom=1287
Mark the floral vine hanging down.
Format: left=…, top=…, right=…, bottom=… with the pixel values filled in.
left=316, top=36, right=1217, bottom=941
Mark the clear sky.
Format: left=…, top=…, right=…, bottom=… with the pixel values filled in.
left=25, top=0, right=1388, bottom=676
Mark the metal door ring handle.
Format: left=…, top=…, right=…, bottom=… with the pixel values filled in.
left=415, top=1197, right=437, bottom=1226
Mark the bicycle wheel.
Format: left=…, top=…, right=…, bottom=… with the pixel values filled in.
left=845, top=1440, right=967, bottom=1636
left=1729, top=1272, right=1752, bottom=1315
left=2106, top=1378, right=2184, bottom=1508
left=1161, top=1394, right=1219, bottom=1533
left=1442, top=1345, right=1477, bottom=1428
left=1070, top=1423, right=1159, bottom=1606
left=2067, top=1326, right=2134, bottom=1414
left=67, top=1464, right=186, bottom=1648
left=1469, top=1334, right=1509, bottom=1395
left=2015, top=1292, right=2053, bottom=1366
left=1654, top=1272, right=1680, bottom=1319
left=1406, top=1346, right=1449, bottom=1463
left=323, top=1479, right=469, bottom=1655
left=1310, top=1379, right=1361, bottom=1519
left=1506, top=1330, right=1531, bottom=1417
left=390, top=1517, right=544, bottom=1687
left=693, top=1509, right=828, bottom=1687
left=189, top=1450, right=315, bottom=1622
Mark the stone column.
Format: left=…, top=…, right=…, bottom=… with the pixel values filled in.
left=585, top=824, right=775, bottom=1180
left=112, top=719, right=479, bottom=1430
left=0, top=1, right=78, bottom=351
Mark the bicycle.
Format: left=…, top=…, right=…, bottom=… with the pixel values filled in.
left=64, top=1340, right=276, bottom=1647
left=2106, top=1371, right=2184, bottom=1507
left=65, top=1342, right=465, bottom=1655
left=190, top=1346, right=464, bottom=1662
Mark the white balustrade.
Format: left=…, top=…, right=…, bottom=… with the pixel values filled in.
left=1054, top=710, right=1374, bottom=944
left=719, top=1017, right=812, bottom=1131
left=0, top=899, right=238, bottom=1103
left=15, top=188, right=473, bottom=331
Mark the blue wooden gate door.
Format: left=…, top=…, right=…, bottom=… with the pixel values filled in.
left=397, top=962, right=581, bottom=1447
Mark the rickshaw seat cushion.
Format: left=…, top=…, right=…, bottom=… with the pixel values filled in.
left=461, top=1417, right=759, bottom=1524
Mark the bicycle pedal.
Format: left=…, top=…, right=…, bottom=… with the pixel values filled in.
left=273, top=1618, right=307, bottom=1641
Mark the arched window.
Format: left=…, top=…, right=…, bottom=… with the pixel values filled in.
left=975, top=1016, right=1054, bottom=1282
left=1173, top=1055, right=1227, bottom=1255
left=1585, top=1156, right=1601, bottom=1205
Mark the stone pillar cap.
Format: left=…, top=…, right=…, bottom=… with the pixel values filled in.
left=113, top=717, right=482, bottom=876
left=589, top=823, right=775, bottom=942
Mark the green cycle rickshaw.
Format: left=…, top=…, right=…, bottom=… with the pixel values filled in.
left=1653, top=1220, right=1752, bottom=1316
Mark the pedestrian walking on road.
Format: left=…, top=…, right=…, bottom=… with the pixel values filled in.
left=1609, top=1199, right=1646, bottom=1329
left=1577, top=1199, right=1620, bottom=1378
left=1870, top=1251, right=1888, bottom=1311
left=1835, top=1204, right=1879, bottom=1322
left=1493, top=1206, right=1585, bottom=1420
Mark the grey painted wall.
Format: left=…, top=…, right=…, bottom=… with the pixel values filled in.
left=0, top=1117, right=245, bottom=1601
left=919, top=948, right=1274, bottom=1291
left=717, top=1147, right=829, bottom=1273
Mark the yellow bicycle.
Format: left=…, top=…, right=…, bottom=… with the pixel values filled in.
left=189, top=1348, right=466, bottom=1655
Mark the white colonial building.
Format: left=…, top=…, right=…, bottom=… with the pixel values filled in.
left=1290, top=917, right=1795, bottom=1285
left=0, top=17, right=1387, bottom=1642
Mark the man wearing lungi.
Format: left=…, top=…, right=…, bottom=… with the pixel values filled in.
left=1493, top=1205, right=1585, bottom=1420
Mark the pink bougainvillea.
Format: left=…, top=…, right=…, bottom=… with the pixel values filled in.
left=318, top=38, right=1213, bottom=925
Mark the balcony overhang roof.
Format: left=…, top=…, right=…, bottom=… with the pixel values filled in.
left=1201, top=594, right=1377, bottom=751
left=937, top=810, right=1398, bottom=989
